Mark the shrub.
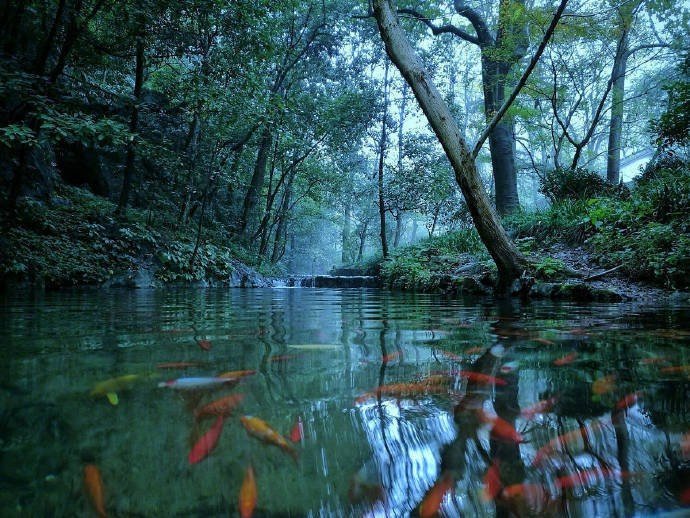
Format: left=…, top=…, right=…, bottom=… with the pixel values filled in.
left=539, top=167, right=622, bottom=203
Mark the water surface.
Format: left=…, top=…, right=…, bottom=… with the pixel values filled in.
left=1, top=288, right=689, bottom=516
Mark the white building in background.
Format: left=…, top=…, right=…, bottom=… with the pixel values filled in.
left=620, top=148, right=656, bottom=183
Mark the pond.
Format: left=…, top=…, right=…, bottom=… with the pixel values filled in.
left=0, top=288, right=689, bottom=517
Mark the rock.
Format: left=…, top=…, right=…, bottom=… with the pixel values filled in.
left=460, top=276, right=491, bottom=295
left=530, top=282, right=558, bottom=298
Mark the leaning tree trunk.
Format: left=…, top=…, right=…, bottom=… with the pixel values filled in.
left=372, top=0, right=527, bottom=291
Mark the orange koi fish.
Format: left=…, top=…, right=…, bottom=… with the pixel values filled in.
left=521, top=397, right=558, bottom=420
left=382, top=351, right=401, bottom=362
left=239, top=465, right=257, bottom=518
left=195, top=394, right=244, bottom=420
left=532, top=422, right=600, bottom=466
left=456, top=371, right=507, bottom=386
left=289, top=416, right=304, bottom=443
left=156, top=361, right=202, bottom=369
left=556, top=467, right=619, bottom=490
left=533, top=338, right=555, bottom=346
left=478, top=411, right=523, bottom=443
left=197, top=339, right=212, bottom=351
left=84, top=464, right=106, bottom=517
left=188, top=416, right=224, bottom=464
left=615, top=392, right=642, bottom=411
left=592, top=374, right=616, bottom=395
left=482, top=461, right=502, bottom=501
left=418, top=471, right=454, bottom=518
left=553, top=352, right=577, bottom=366
left=465, top=347, right=485, bottom=355
left=639, top=357, right=667, bottom=365
left=217, top=370, right=256, bottom=380
left=240, top=416, right=298, bottom=462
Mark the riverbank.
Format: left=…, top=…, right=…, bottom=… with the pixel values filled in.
left=0, top=184, right=274, bottom=289
left=372, top=157, right=690, bottom=303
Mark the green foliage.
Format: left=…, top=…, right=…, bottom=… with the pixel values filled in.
left=509, top=157, right=690, bottom=289
left=379, top=230, right=486, bottom=290
left=534, top=257, right=568, bottom=279
left=539, top=167, right=622, bottom=203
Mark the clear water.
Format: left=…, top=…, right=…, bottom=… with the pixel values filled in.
left=0, top=288, right=689, bottom=517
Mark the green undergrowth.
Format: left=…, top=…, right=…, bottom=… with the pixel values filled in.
left=379, top=229, right=489, bottom=290
left=0, top=185, right=272, bottom=288
left=507, top=158, right=690, bottom=289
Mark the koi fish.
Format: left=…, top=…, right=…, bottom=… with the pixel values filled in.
left=532, top=421, right=601, bottom=466
left=197, top=339, right=212, bottom=351
left=556, top=467, right=621, bottom=490
left=90, top=374, right=142, bottom=405
left=195, top=394, right=244, bottom=420
left=83, top=464, right=106, bottom=517
left=521, top=397, right=558, bottom=420
left=156, top=362, right=202, bottom=370
left=592, top=374, right=616, bottom=395
left=418, top=471, right=454, bottom=518
left=615, top=392, right=642, bottom=411
left=158, top=377, right=233, bottom=390
left=482, top=461, right=502, bottom=501
left=478, top=411, right=523, bottom=443
left=188, top=416, right=224, bottom=464
left=639, top=357, right=667, bottom=365
left=217, top=370, right=256, bottom=380
left=553, top=352, right=577, bottom=366
left=382, top=351, right=401, bottom=362
left=456, top=371, right=507, bottom=386
left=240, top=415, right=298, bottom=462
left=465, top=347, right=485, bottom=355
left=533, top=338, right=555, bottom=346
left=270, top=354, right=297, bottom=362
left=239, top=465, right=257, bottom=518
left=289, top=416, right=304, bottom=443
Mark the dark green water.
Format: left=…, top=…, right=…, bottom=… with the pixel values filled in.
left=1, top=288, right=689, bottom=517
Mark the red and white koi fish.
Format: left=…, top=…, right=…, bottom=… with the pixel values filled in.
left=188, top=416, right=224, bottom=464
left=521, top=397, right=558, bottom=420
left=197, top=339, right=212, bottom=351
left=615, top=392, right=642, bottom=411
left=158, top=377, right=234, bottom=390
left=532, top=421, right=601, bottom=466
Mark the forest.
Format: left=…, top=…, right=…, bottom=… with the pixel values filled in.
left=2, top=2, right=690, bottom=517
left=0, top=0, right=689, bottom=293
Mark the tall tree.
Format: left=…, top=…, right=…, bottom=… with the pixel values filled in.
left=371, top=0, right=527, bottom=290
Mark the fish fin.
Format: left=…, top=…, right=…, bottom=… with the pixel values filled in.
left=106, top=392, right=119, bottom=405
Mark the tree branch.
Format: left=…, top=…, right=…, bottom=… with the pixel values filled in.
left=397, top=8, right=480, bottom=46
left=472, top=0, right=569, bottom=159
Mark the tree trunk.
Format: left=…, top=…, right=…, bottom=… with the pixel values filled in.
left=116, top=32, right=145, bottom=216
left=342, top=201, right=352, bottom=263
left=393, top=212, right=403, bottom=247
left=357, top=220, right=369, bottom=263
left=378, top=58, right=390, bottom=258
left=482, top=56, right=520, bottom=215
left=239, top=127, right=273, bottom=236
left=373, top=0, right=527, bottom=291
left=606, top=30, right=630, bottom=184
